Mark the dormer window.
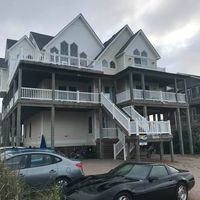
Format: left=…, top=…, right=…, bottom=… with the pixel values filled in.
left=133, top=49, right=140, bottom=56
left=80, top=52, right=87, bottom=67
left=102, top=59, right=108, bottom=68
left=141, top=50, right=148, bottom=57
left=110, top=61, right=116, bottom=69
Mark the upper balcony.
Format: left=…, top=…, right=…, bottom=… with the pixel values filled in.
left=117, top=54, right=165, bottom=72
left=116, top=89, right=187, bottom=104
left=188, top=85, right=200, bottom=104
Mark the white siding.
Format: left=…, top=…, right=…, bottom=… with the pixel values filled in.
left=45, top=18, right=103, bottom=61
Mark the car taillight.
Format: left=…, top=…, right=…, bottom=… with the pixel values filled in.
left=75, top=162, right=83, bottom=169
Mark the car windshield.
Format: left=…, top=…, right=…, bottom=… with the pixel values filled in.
left=111, top=164, right=152, bottom=180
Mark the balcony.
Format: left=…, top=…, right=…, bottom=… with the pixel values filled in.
left=120, top=54, right=165, bottom=72
left=2, top=87, right=100, bottom=119
left=116, top=89, right=186, bottom=104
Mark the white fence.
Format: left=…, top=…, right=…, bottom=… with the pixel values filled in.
left=116, top=89, right=186, bottom=104
left=102, top=128, right=118, bottom=138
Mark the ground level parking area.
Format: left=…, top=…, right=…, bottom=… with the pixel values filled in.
left=82, top=155, right=200, bottom=200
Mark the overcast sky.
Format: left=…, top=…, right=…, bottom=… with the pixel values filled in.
left=0, top=0, right=200, bottom=75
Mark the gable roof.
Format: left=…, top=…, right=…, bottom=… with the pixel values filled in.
left=30, top=32, right=54, bottom=50
left=6, top=39, right=18, bottom=49
left=115, top=30, right=140, bottom=57
left=95, top=25, right=133, bottom=60
left=0, top=58, right=8, bottom=68
left=43, top=13, right=104, bottom=50
left=116, top=29, right=160, bottom=59
left=8, top=35, right=35, bottom=52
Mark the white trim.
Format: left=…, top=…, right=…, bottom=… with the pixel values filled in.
left=43, top=13, right=104, bottom=50
left=7, top=35, right=35, bottom=52
left=95, top=25, right=134, bottom=61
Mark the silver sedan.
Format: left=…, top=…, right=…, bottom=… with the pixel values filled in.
left=4, top=151, right=84, bottom=187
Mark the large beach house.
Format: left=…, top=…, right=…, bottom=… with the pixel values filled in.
left=0, top=14, right=194, bottom=160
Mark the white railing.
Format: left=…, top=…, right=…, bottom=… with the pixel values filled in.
left=102, top=128, right=118, bottom=138
left=101, top=93, right=131, bottom=133
left=116, top=89, right=186, bottom=104
left=21, top=87, right=52, bottom=100
left=177, top=93, right=186, bottom=103
left=55, top=90, right=99, bottom=103
left=116, top=90, right=130, bottom=104
left=133, top=89, right=143, bottom=100
left=130, top=120, right=171, bottom=135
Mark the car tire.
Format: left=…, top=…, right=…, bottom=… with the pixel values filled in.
left=114, top=192, right=133, bottom=200
left=56, top=177, right=71, bottom=188
left=176, top=182, right=188, bottom=200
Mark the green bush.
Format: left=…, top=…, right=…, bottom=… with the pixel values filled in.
left=0, top=161, right=61, bottom=200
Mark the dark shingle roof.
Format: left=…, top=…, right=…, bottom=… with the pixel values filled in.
left=30, top=32, right=54, bottom=50
left=95, top=26, right=127, bottom=60
left=0, top=58, right=8, bottom=68
left=115, top=30, right=140, bottom=57
left=6, top=39, right=18, bottom=49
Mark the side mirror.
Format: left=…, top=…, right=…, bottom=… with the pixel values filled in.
left=148, top=176, right=159, bottom=182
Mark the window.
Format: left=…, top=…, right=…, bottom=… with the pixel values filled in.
left=110, top=61, right=116, bottom=69
left=60, top=41, right=69, bottom=64
left=29, top=123, right=32, bottom=138
left=5, top=155, right=28, bottom=170
left=102, top=59, right=108, bottom=68
left=24, top=125, right=27, bottom=138
left=30, top=154, right=52, bottom=168
left=134, top=57, right=141, bottom=65
left=50, top=47, right=59, bottom=63
left=80, top=52, right=87, bottom=67
left=168, top=166, right=179, bottom=174
left=60, top=41, right=68, bottom=55
left=70, top=43, right=78, bottom=57
left=133, top=49, right=140, bottom=56
left=27, top=54, right=33, bottom=60
left=141, top=50, right=148, bottom=57
left=141, top=58, right=148, bottom=66
left=150, top=166, right=168, bottom=178
left=88, top=116, right=92, bottom=134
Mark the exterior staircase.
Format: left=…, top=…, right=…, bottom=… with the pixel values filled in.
left=100, top=93, right=172, bottom=160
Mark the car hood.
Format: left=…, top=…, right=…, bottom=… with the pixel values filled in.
left=65, top=174, right=139, bottom=194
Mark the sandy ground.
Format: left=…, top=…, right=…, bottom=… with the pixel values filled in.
left=82, top=155, right=200, bottom=200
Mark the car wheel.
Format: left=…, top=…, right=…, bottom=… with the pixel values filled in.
left=114, top=192, right=133, bottom=200
left=56, top=177, right=70, bottom=188
left=176, top=182, right=188, bottom=200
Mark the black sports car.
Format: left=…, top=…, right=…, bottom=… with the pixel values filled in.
left=62, top=162, right=195, bottom=200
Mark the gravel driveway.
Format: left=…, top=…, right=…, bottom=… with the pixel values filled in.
left=82, top=155, right=200, bottom=200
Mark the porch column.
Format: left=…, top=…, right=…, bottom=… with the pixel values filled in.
left=170, top=139, right=174, bottom=162
left=183, top=79, right=189, bottom=103
left=51, top=106, right=55, bottom=148
left=16, top=104, right=21, bottom=146
left=176, top=107, right=184, bottom=155
left=99, top=107, right=103, bottom=159
left=160, top=141, right=164, bottom=161
left=129, top=71, right=134, bottom=102
left=186, top=108, right=194, bottom=154
left=114, top=80, right=117, bottom=104
left=143, top=106, right=148, bottom=118
left=135, top=137, right=140, bottom=161
left=13, top=80, right=16, bottom=104
left=18, top=68, right=22, bottom=98
left=52, top=72, right=55, bottom=100
left=174, top=78, right=178, bottom=102
left=11, top=111, right=16, bottom=146
left=141, top=73, right=145, bottom=99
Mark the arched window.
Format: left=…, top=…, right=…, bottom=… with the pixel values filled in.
left=27, top=54, right=33, bottom=60
left=110, top=61, right=116, bottom=69
left=102, top=59, right=108, bottom=68
left=70, top=43, right=78, bottom=57
left=70, top=43, right=78, bottom=66
left=133, top=49, right=140, bottom=56
left=50, top=47, right=59, bottom=63
left=141, top=50, right=148, bottom=57
left=60, top=41, right=68, bottom=64
left=60, top=41, right=68, bottom=55
left=80, top=52, right=87, bottom=67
